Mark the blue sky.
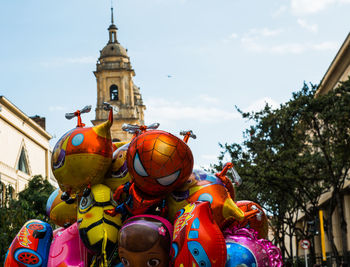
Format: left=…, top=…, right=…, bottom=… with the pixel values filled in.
left=0, top=0, right=349, bottom=168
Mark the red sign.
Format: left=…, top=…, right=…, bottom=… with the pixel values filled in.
left=300, top=239, right=311, bottom=249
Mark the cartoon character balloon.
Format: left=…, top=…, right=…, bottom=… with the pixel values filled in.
left=126, top=129, right=194, bottom=196
left=108, top=127, right=194, bottom=217
left=118, top=215, right=173, bottom=267
left=224, top=227, right=283, bottom=267
left=103, top=142, right=132, bottom=192
left=51, top=106, right=113, bottom=195
left=48, top=222, right=90, bottom=266
left=172, top=201, right=227, bottom=267
left=168, top=169, right=258, bottom=229
left=46, top=188, right=77, bottom=227
left=4, top=220, right=52, bottom=267
left=77, top=184, right=122, bottom=264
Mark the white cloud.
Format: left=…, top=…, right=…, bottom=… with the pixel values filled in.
left=290, top=0, right=350, bottom=15
left=40, top=56, right=96, bottom=67
left=221, top=33, right=239, bottom=44
left=312, top=41, right=339, bottom=51
left=144, top=98, right=240, bottom=124
left=144, top=96, right=282, bottom=128
left=199, top=94, right=219, bottom=104
left=270, top=43, right=307, bottom=54
left=291, top=0, right=334, bottom=14
left=297, top=18, right=318, bottom=33
left=230, top=33, right=239, bottom=39
left=260, top=28, right=284, bottom=37
left=241, top=36, right=338, bottom=54
left=244, top=97, right=279, bottom=112
left=247, top=28, right=284, bottom=38
left=241, top=36, right=265, bottom=52
left=225, top=28, right=282, bottom=46
left=49, top=106, right=66, bottom=112
left=240, top=27, right=283, bottom=52
left=272, top=5, right=288, bottom=17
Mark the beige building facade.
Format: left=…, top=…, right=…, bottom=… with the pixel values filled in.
left=313, top=32, right=350, bottom=265
left=92, top=9, right=146, bottom=142
left=286, top=33, right=350, bottom=266
left=0, top=96, right=53, bottom=201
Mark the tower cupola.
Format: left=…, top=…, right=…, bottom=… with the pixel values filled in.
left=108, top=7, right=118, bottom=44
left=92, top=5, right=146, bottom=142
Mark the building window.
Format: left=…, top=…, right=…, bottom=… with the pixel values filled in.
left=0, top=183, right=15, bottom=207
left=0, top=182, right=4, bottom=207
left=7, top=185, right=14, bottom=202
left=110, top=85, right=119, bottom=101
left=17, top=147, right=29, bottom=174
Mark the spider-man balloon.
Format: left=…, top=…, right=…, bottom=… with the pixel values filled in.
left=126, top=130, right=194, bottom=196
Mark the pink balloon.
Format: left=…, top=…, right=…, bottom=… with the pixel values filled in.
left=48, top=222, right=90, bottom=266
left=224, top=227, right=283, bottom=267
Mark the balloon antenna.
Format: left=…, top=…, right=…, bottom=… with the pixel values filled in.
left=65, top=105, right=92, bottom=128
left=180, top=130, right=196, bottom=143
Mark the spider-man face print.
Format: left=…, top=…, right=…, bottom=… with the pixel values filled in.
left=127, top=130, right=194, bottom=196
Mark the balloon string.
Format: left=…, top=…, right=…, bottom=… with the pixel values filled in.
left=90, top=256, right=97, bottom=267
left=102, top=228, right=108, bottom=267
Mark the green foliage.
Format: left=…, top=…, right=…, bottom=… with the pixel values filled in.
left=214, top=77, right=350, bottom=263
left=0, top=175, right=54, bottom=264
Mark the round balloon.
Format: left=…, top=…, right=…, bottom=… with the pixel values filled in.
left=126, top=130, right=194, bottom=196
left=46, top=188, right=77, bottom=227
left=51, top=118, right=113, bottom=194
left=224, top=227, right=283, bottom=267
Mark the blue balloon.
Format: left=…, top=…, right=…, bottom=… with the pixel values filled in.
left=226, top=241, right=257, bottom=267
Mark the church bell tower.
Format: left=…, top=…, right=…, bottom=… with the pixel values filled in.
left=92, top=7, right=145, bottom=141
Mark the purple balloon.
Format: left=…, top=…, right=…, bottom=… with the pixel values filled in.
left=224, top=227, right=283, bottom=267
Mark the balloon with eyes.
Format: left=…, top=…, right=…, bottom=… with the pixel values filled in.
left=118, top=215, right=173, bottom=267
left=51, top=103, right=114, bottom=202
left=77, top=184, right=122, bottom=266
left=103, top=141, right=131, bottom=192
left=167, top=163, right=259, bottom=229
left=106, top=125, right=194, bottom=218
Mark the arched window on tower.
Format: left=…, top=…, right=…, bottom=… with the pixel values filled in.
left=110, top=84, right=119, bottom=101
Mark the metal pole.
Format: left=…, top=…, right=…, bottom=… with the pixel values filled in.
left=305, top=249, right=309, bottom=267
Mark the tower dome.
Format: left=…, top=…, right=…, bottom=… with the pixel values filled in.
left=100, top=42, right=128, bottom=59
left=99, top=16, right=129, bottom=59
left=92, top=6, right=146, bottom=142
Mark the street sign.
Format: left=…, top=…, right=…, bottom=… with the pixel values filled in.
left=300, top=239, right=311, bottom=250
left=300, top=239, right=311, bottom=267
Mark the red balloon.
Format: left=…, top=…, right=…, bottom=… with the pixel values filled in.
left=172, top=201, right=227, bottom=267
left=233, top=200, right=268, bottom=239
left=127, top=130, right=193, bottom=196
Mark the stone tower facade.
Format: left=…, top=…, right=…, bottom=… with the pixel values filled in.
left=91, top=9, right=145, bottom=142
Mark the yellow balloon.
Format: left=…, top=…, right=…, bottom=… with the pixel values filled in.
left=77, top=184, right=122, bottom=262
left=51, top=119, right=113, bottom=194
left=103, top=142, right=132, bottom=192
left=46, top=188, right=77, bottom=227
